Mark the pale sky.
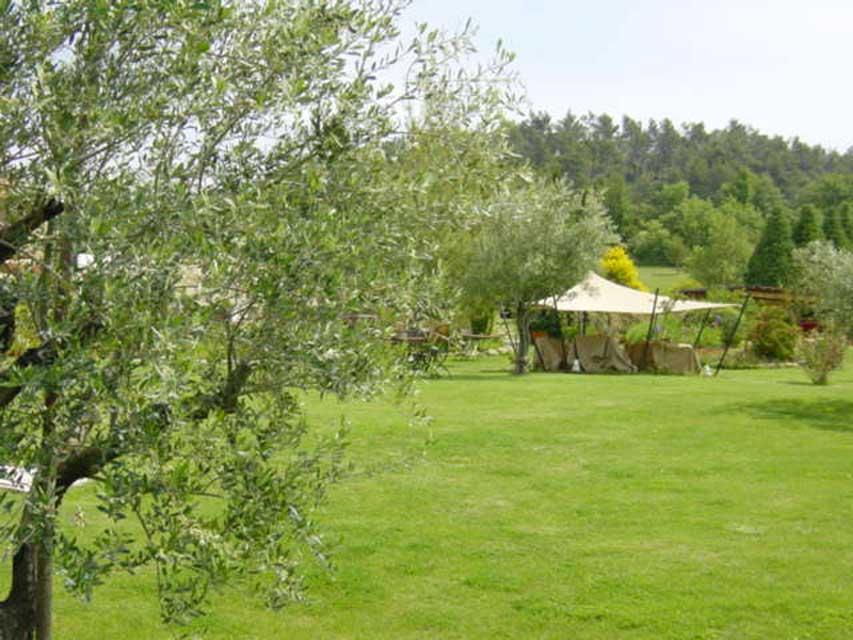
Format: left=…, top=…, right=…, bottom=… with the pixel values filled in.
left=404, top=0, right=853, bottom=152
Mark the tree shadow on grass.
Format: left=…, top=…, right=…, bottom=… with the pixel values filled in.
left=444, top=369, right=590, bottom=381
left=428, top=371, right=509, bottom=383
left=730, top=399, right=853, bottom=434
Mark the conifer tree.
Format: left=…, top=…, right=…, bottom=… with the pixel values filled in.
left=792, top=205, right=823, bottom=246
left=745, top=207, right=795, bottom=287
left=822, top=206, right=849, bottom=249
left=838, top=202, right=853, bottom=243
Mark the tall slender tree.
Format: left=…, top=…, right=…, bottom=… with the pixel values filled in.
left=837, top=202, right=853, bottom=245
left=792, top=205, right=823, bottom=246
left=822, top=205, right=850, bottom=249
left=746, top=207, right=795, bottom=287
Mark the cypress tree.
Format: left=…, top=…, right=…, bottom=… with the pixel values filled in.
left=822, top=206, right=849, bottom=249
left=839, top=202, right=853, bottom=243
left=745, top=207, right=795, bottom=287
left=792, top=204, right=823, bottom=246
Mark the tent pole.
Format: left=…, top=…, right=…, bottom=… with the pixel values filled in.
left=531, top=332, right=546, bottom=370
left=501, top=310, right=517, bottom=355
left=552, top=297, right=568, bottom=369
left=692, top=308, right=712, bottom=349
left=641, top=288, right=660, bottom=370
left=715, top=295, right=750, bottom=376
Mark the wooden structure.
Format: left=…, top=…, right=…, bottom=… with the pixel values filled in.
left=680, top=285, right=789, bottom=305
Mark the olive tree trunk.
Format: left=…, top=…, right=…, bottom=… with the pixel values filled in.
left=513, top=303, right=531, bottom=375
left=0, top=543, right=37, bottom=639
left=0, top=527, right=55, bottom=640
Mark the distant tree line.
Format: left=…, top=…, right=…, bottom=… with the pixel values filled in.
left=510, top=112, right=853, bottom=287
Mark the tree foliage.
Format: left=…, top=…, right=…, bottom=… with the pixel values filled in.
left=793, top=205, right=823, bottom=246
left=456, top=178, right=615, bottom=373
left=684, top=210, right=753, bottom=287
left=0, top=0, right=520, bottom=634
left=793, top=241, right=853, bottom=330
left=511, top=111, right=853, bottom=207
left=600, top=246, right=646, bottom=291
left=509, top=111, right=853, bottom=271
left=745, top=208, right=795, bottom=287
left=822, top=205, right=850, bottom=250
left=840, top=202, right=853, bottom=241
left=792, top=242, right=851, bottom=385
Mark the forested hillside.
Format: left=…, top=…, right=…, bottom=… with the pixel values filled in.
left=510, top=112, right=853, bottom=286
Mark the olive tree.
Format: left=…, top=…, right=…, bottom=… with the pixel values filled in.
left=456, top=179, right=615, bottom=374
left=793, top=241, right=853, bottom=329
left=0, top=0, right=518, bottom=636
left=792, top=241, right=853, bottom=383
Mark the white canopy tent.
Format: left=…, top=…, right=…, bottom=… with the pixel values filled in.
left=535, top=272, right=735, bottom=315
left=531, top=272, right=740, bottom=374
left=669, top=298, right=738, bottom=313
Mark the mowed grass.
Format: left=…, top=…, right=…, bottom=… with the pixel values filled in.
left=637, top=265, right=691, bottom=292
left=23, top=354, right=853, bottom=638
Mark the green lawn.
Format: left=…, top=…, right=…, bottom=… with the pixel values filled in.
left=27, top=355, right=853, bottom=637
left=637, top=265, right=691, bottom=292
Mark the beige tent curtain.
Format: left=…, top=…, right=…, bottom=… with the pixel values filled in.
left=533, top=335, right=636, bottom=373
left=625, top=341, right=701, bottom=375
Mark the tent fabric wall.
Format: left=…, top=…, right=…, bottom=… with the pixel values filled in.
left=533, top=335, right=636, bottom=373
left=533, top=335, right=565, bottom=371
left=625, top=341, right=701, bottom=375
left=572, top=335, right=636, bottom=373
left=533, top=335, right=700, bottom=374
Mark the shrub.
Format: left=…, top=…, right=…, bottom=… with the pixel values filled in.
left=749, top=306, right=799, bottom=361
left=799, top=329, right=847, bottom=385
left=715, top=305, right=753, bottom=349
left=792, top=241, right=853, bottom=335
left=600, top=246, right=648, bottom=291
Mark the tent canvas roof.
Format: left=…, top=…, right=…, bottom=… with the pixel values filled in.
left=669, top=298, right=738, bottom=313
left=535, top=272, right=735, bottom=315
